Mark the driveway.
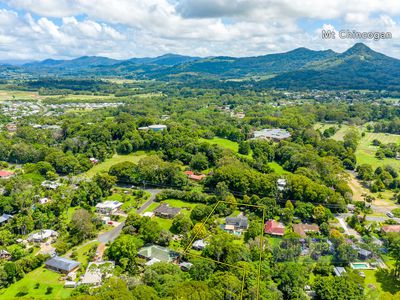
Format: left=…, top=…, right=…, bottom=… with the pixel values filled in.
left=336, top=214, right=361, bottom=239
left=98, top=222, right=125, bottom=244
left=136, top=188, right=161, bottom=214
left=97, top=188, right=161, bottom=243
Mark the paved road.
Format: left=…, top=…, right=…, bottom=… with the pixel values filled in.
left=97, top=188, right=161, bottom=243
left=136, top=188, right=161, bottom=214
left=98, top=222, right=125, bottom=243
left=339, top=212, right=400, bottom=223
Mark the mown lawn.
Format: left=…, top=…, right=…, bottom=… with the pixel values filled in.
left=162, top=199, right=198, bottom=216
left=199, top=137, right=252, bottom=158
left=154, top=217, right=173, bottom=231
left=0, top=267, right=72, bottom=299
left=356, top=132, right=400, bottom=169
left=143, top=202, right=159, bottom=213
left=315, top=122, right=400, bottom=169
left=0, top=89, right=40, bottom=101
left=269, top=161, right=289, bottom=175
left=80, top=151, right=147, bottom=178
left=73, top=241, right=99, bottom=265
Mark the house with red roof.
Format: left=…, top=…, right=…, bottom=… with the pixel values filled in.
left=381, top=225, right=400, bottom=234
left=264, top=219, right=285, bottom=236
left=184, top=171, right=206, bottom=181
left=0, top=170, right=14, bottom=179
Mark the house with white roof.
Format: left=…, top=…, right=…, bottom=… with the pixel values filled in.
left=96, top=201, right=123, bottom=215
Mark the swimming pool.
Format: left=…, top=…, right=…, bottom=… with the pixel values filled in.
left=350, top=262, right=372, bottom=270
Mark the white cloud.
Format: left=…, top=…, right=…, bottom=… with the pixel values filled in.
left=0, top=0, right=399, bottom=60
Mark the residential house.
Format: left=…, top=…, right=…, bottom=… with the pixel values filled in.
left=0, top=213, right=13, bottom=226
left=45, top=256, right=80, bottom=274
left=179, top=262, right=193, bottom=272
left=264, top=220, right=285, bottom=236
left=222, top=216, right=249, bottom=235
left=292, top=223, right=320, bottom=238
left=81, top=261, right=115, bottom=286
left=0, top=170, right=14, bottom=179
left=95, top=201, right=123, bottom=215
left=277, top=178, right=287, bottom=191
left=0, top=250, right=11, bottom=260
left=138, top=244, right=179, bottom=265
left=381, top=225, right=400, bottom=234
left=41, top=180, right=62, bottom=190
left=334, top=266, right=347, bottom=277
left=154, top=203, right=181, bottom=219
left=89, top=157, right=99, bottom=164
left=5, top=123, right=17, bottom=133
left=351, top=245, right=373, bottom=260
left=184, top=171, right=206, bottom=181
left=28, top=229, right=58, bottom=243
left=192, top=239, right=207, bottom=251
left=38, top=197, right=51, bottom=205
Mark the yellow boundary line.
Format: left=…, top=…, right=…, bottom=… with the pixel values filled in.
left=180, top=200, right=266, bottom=300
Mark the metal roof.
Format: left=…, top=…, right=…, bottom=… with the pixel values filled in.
left=45, top=256, right=80, bottom=272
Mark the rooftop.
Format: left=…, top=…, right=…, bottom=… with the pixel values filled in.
left=154, top=203, right=181, bottom=217
left=253, top=128, right=291, bottom=140
left=0, top=213, right=13, bottom=223
left=292, top=223, right=319, bottom=238
left=264, top=219, right=285, bottom=236
left=226, top=216, right=248, bottom=229
left=381, top=225, right=400, bottom=233
left=28, top=229, right=58, bottom=241
left=96, top=201, right=123, bottom=210
left=0, top=170, right=14, bottom=177
left=45, top=256, right=80, bottom=272
left=138, top=244, right=179, bottom=263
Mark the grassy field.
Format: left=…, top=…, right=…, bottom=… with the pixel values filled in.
left=199, top=137, right=287, bottom=174
left=0, top=267, right=72, bottom=299
left=143, top=202, right=160, bottom=213
left=74, top=241, right=99, bottom=265
left=80, top=151, right=147, bottom=178
left=199, top=137, right=252, bottom=158
left=315, top=122, right=400, bottom=169
left=0, top=90, right=40, bottom=101
left=269, top=161, right=289, bottom=175
left=356, top=132, right=400, bottom=169
left=154, top=217, right=173, bottom=231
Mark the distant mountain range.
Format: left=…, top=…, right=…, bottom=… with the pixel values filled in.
left=1, top=43, right=400, bottom=90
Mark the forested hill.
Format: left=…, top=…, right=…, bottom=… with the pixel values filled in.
left=2, top=43, right=400, bottom=90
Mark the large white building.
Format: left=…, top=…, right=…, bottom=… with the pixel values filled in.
left=253, top=128, right=291, bottom=141
left=95, top=201, right=123, bottom=215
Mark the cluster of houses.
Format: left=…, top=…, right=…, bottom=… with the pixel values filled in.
left=1, top=101, right=41, bottom=120
left=0, top=100, right=123, bottom=123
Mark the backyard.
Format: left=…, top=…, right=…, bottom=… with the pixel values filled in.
left=0, top=267, right=71, bottom=300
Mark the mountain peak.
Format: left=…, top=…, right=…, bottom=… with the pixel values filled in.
left=343, top=43, right=374, bottom=55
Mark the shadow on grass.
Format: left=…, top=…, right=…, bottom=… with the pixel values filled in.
left=15, top=291, right=28, bottom=297
left=375, top=269, right=400, bottom=294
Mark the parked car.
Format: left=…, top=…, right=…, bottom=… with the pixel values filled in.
left=386, top=212, right=394, bottom=218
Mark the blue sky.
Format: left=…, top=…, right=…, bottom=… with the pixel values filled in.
left=0, top=0, right=399, bottom=60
